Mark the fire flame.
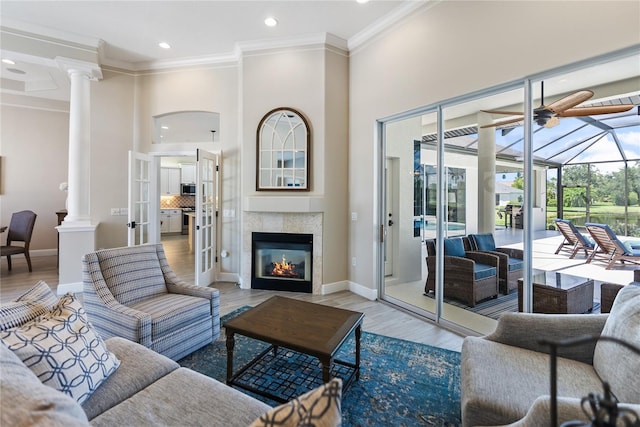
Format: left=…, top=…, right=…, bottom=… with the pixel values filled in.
left=271, top=254, right=299, bottom=278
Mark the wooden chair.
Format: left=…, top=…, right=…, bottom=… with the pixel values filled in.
left=585, top=222, right=640, bottom=269
left=424, top=237, right=499, bottom=307
left=1, top=210, right=37, bottom=272
left=467, top=233, right=523, bottom=295
left=553, top=218, right=595, bottom=259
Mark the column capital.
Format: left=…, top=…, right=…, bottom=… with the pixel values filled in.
left=56, top=57, right=102, bottom=81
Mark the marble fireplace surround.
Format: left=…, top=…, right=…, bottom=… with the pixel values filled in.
left=241, top=211, right=323, bottom=293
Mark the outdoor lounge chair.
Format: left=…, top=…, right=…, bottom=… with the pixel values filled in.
left=584, top=222, right=640, bottom=270
left=553, top=218, right=595, bottom=259
left=424, top=237, right=499, bottom=307
left=467, top=233, right=523, bottom=295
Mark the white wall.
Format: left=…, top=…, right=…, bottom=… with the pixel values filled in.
left=385, top=117, right=422, bottom=283
left=348, top=0, right=640, bottom=291
left=241, top=45, right=349, bottom=285
left=135, top=64, right=240, bottom=273
left=0, top=96, right=69, bottom=252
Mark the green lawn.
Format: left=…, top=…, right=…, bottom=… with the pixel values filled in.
left=494, top=204, right=640, bottom=237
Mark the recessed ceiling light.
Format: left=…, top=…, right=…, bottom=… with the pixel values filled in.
left=159, top=42, right=171, bottom=49
left=161, top=126, right=169, bottom=130
left=356, top=0, right=369, bottom=3
left=2, top=58, right=16, bottom=65
left=264, top=17, right=278, bottom=27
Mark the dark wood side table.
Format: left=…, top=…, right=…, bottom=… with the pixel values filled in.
left=56, top=209, right=67, bottom=268
left=225, top=296, right=364, bottom=403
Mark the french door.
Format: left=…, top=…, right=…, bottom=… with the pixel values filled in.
left=195, top=149, right=219, bottom=286
left=127, top=151, right=159, bottom=246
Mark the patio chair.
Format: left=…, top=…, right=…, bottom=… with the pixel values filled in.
left=82, top=243, right=220, bottom=361
left=467, top=233, right=523, bottom=295
left=553, top=218, right=595, bottom=259
left=424, top=237, right=499, bottom=307
left=584, top=222, right=640, bottom=270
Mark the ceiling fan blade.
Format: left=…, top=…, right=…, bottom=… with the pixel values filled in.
left=480, top=116, right=525, bottom=128
left=558, top=104, right=635, bottom=117
left=480, top=109, right=524, bottom=116
left=544, top=116, right=560, bottom=128
left=545, top=90, right=594, bottom=114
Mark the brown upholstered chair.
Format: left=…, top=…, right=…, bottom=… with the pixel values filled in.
left=424, top=237, right=499, bottom=307
left=1, top=210, right=37, bottom=272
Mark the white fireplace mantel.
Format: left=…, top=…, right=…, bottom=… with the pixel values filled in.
left=243, top=196, right=327, bottom=213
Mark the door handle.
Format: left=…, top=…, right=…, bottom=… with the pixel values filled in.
left=128, top=221, right=136, bottom=229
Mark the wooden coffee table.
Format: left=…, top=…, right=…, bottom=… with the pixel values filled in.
left=517, top=269, right=594, bottom=314
left=225, top=296, right=364, bottom=403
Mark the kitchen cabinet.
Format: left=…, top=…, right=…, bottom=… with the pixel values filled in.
left=160, top=209, right=182, bottom=233
left=161, top=168, right=181, bottom=195
left=181, top=163, right=196, bottom=184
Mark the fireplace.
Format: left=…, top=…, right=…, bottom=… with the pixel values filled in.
left=251, top=232, right=313, bottom=293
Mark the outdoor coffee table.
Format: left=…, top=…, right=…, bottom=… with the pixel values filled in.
left=225, top=296, right=364, bottom=403
left=517, top=269, right=594, bottom=314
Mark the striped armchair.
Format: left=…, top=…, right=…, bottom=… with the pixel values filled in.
left=82, top=244, right=220, bottom=361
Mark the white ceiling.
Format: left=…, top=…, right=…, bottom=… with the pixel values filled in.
left=0, top=0, right=421, bottom=101
left=1, top=0, right=418, bottom=68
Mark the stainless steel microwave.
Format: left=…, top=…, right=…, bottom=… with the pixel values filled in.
left=181, top=183, right=196, bottom=195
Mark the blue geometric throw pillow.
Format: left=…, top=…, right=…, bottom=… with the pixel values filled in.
left=0, top=293, right=120, bottom=405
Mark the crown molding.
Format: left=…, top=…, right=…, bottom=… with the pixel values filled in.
left=348, top=0, right=435, bottom=52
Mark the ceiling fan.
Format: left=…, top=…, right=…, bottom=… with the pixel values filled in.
left=480, top=81, right=635, bottom=129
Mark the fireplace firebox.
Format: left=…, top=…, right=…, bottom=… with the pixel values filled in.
left=251, top=232, right=313, bottom=293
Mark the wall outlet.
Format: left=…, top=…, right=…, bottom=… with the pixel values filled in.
left=351, top=212, right=357, bottom=221
left=352, top=257, right=357, bottom=267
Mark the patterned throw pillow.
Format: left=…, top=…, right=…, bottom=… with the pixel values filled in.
left=0, top=280, right=58, bottom=331
left=249, top=378, right=342, bottom=427
left=0, top=293, right=120, bottom=405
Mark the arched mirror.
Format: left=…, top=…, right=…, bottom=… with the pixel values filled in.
left=257, top=107, right=310, bottom=191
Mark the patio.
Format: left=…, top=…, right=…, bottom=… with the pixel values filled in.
left=494, top=227, right=636, bottom=287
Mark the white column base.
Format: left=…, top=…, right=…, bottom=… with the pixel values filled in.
left=57, top=223, right=97, bottom=295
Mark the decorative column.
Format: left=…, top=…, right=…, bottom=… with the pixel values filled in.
left=56, top=58, right=102, bottom=293
left=477, top=112, right=496, bottom=233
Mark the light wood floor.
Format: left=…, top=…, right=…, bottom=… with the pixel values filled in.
left=0, top=235, right=464, bottom=352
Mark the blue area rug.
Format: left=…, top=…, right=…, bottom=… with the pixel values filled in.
left=178, top=306, right=462, bottom=426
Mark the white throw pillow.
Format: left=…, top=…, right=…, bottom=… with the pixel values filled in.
left=0, top=293, right=120, bottom=405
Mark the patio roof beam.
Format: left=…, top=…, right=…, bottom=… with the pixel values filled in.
left=561, top=132, right=609, bottom=165
left=533, top=124, right=590, bottom=155
left=610, top=130, right=628, bottom=162
left=576, top=115, right=614, bottom=132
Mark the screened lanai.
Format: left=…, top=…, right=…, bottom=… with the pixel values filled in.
left=381, top=48, right=640, bottom=336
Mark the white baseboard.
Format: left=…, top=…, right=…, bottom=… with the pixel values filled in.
left=216, top=272, right=239, bottom=284
left=321, top=280, right=377, bottom=300
left=31, top=249, right=58, bottom=257
left=321, top=281, right=349, bottom=295
left=56, top=282, right=83, bottom=296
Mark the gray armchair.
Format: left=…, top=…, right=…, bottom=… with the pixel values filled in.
left=82, top=243, right=220, bottom=361
left=461, top=284, right=640, bottom=426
